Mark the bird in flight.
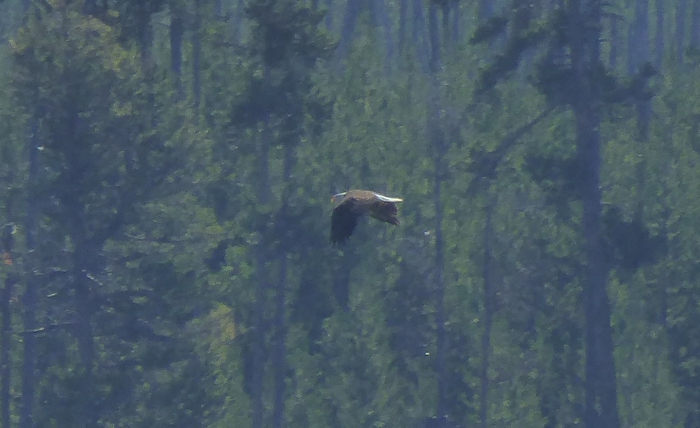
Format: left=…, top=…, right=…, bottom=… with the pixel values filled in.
left=330, top=189, right=403, bottom=245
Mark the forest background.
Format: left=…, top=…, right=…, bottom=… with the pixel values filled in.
left=0, top=0, right=699, bottom=427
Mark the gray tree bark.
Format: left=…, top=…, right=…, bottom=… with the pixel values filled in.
left=676, top=0, right=687, bottom=63
left=20, top=122, right=39, bottom=428
left=193, top=0, right=202, bottom=114
left=627, top=0, right=649, bottom=74
left=170, top=2, right=184, bottom=97
left=272, top=255, right=287, bottom=428
left=692, top=0, right=700, bottom=47
left=568, top=1, right=620, bottom=426
left=412, top=0, right=429, bottom=70
left=369, top=0, right=396, bottom=73
left=655, top=0, right=664, bottom=67
left=427, top=3, right=447, bottom=426
left=479, top=197, right=495, bottom=428
left=1, top=222, right=16, bottom=428
left=336, top=0, right=363, bottom=64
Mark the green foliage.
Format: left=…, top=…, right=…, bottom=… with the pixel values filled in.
left=1, top=0, right=699, bottom=427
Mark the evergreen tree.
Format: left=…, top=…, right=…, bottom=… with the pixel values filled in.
left=10, top=2, right=218, bottom=426
left=471, top=0, right=655, bottom=426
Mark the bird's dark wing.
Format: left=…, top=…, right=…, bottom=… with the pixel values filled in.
left=331, top=200, right=359, bottom=245
left=369, top=201, right=400, bottom=225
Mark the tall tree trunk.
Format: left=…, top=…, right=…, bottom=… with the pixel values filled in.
left=252, top=63, right=274, bottom=426
left=336, top=0, right=363, bottom=64
left=272, top=142, right=295, bottom=428
left=441, top=3, right=450, bottom=49
left=399, top=0, right=408, bottom=56
left=369, top=0, right=395, bottom=73
left=1, top=222, right=16, bottom=428
left=138, top=6, right=154, bottom=67
left=428, top=1, right=441, bottom=72
left=451, top=0, right=460, bottom=44
left=655, top=0, right=664, bottom=67
left=325, top=0, right=333, bottom=30
left=569, top=2, right=620, bottom=426
left=251, top=260, right=267, bottom=428
left=83, top=0, right=97, bottom=14
left=74, top=243, right=97, bottom=427
left=170, top=2, right=184, bottom=97
left=627, top=0, right=649, bottom=74
left=676, top=0, right=687, bottom=63
left=608, top=16, right=618, bottom=69
left=272, top=254, right=287, bottom=428
left=432, top=116, right=447, bottom=426
left=234, top=0, right=245, bottom=42
left=428, top=4, right=447, bottom=425
left=20, top=121, right=39, bottom=428
left=478, top=0, right=493, bottom=20
left=632, top=0, right=650, bottom=221
left=251, top=165, right=270, bottom=428
left=692, top=0, right=700, bottom=47
left=479, top=197, right=495, bottom=428
left=193, top=0, right=202, bottom=115
left=412, top=0, right=429, bottom=69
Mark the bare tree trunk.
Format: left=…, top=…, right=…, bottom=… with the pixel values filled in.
left=251, top=262, right=267, bottom=428
left=83, top=0, right=97, bottom=14
left=451, top=0, right=460, bottom=43
left=569, top=2, right=619, bottom=426
left=252, top=63, right=274, bottom=425
left=73, top=243, right=97, bottom=428
left=1, top=222, right=16, bottom=428
left=692, top=0, right=700, bottom=47
left=441, top=3, right=450, bottom=49
left=251, top=162, right=270, bottom=428
left=234, top=0, right=245, bottom=42
left=138, top=7, right=154, bottom=67
left=479, top=197, right=495, bottom=428
left=428, top=4, right=447, bottom=425
left=676, top=0, right=687, bottom=63
left=193, top=0, right=202, bottom=115
left=325, top=0, right=333, bottom=30
left=428, top=1, right=441, bottom=72
left=627, top=0, right=649, bottom=74
left=20, top=122, right=39, bottom=428
left=170, top=2, right=184, bottom=97
left=272, top=254, right=287, bottom=428
left=608, top=16, right=618, bottom=69
left=412, top=0, right=429, bottom=70
left=655, top=0, right=664, bottom=67
left=432, top=121, right=447, bottom=426
left=272, top=141, right=295, bottom=428
left=478, top=0, right=493, bottom=20
left=399, top=0, right=408, bottom=56
left=336, top=0, right=363, bottom=64
left=369, top=0, right=395, bottom=73
left=631, top=0, right=650, bottom=222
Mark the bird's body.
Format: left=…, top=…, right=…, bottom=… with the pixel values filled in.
left=330, top=190, right=403, bottom=245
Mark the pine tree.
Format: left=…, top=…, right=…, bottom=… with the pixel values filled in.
left=471, top=1, right=654, bottom=426
left=10, top=2, right=217, bottom=425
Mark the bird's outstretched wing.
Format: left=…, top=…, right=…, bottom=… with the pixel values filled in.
left=330, top=199, right=359, bottom=245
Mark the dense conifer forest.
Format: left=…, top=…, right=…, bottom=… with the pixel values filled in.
left=0, top=0, right=699, bottom=427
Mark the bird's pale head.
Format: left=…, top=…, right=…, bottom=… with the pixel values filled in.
left=331, top=192, right=346, bottom=204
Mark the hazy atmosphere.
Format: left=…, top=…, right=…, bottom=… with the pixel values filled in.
left=0, top=0, right=699, bottom=427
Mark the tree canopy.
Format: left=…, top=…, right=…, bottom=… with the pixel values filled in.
left=0, top=0, right=699, bottom=427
